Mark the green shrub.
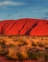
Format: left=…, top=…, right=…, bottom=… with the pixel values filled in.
left=36, top=52, right=43, bottom=59
left=27, top=51, right=37, bottom=60
left=44, top=53, right=48, bottom=61
left=17, top=53, right=24, bottom=60
left=0, top=48, right=8, bottom=56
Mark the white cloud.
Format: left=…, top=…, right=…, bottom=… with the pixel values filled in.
left=0, top=1, right=25, bottom=6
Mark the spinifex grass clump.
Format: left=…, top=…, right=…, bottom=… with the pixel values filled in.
left=0, top=39, right=7, bottom=56
left=32, top=41, right=37, bottom=46
left=37, top=42, right=45, bottom=47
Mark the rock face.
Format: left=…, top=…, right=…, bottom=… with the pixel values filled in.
left=0, top=18, right=48, bottom=36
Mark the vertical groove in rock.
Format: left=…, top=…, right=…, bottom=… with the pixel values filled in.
left=25, top=22, right=38, bottom=35
left=5, top=22, right=17, bottom=34
left=18, top=21, right=27, bottom=34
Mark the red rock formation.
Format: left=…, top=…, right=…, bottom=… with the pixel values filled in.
left=0, top=18, right=48, bottom=36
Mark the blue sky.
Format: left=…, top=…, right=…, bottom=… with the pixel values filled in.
left=0, top=0, right=48, bottom=20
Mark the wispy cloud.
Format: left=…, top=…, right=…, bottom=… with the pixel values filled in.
left=0, top=1, right=25, bottom=6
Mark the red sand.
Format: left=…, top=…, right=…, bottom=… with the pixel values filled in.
left=0, top=56, right=37, bottom=62
left=0, top=18, right=48, bottom=36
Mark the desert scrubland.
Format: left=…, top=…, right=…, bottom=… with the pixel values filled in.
left=0, top=35, right=48, bottom=62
